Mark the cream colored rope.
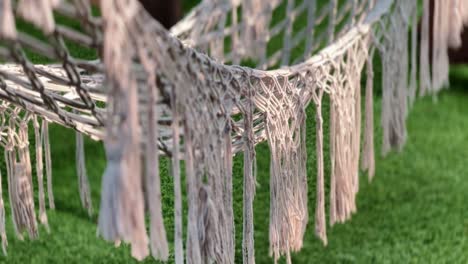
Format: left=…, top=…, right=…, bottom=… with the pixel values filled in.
left=0, top=0, right=466, bottom=263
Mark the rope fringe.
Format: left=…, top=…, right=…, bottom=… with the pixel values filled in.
left=266, top=76, right=308, bottom=261
left=76, top=132, right=93, bottom=216
left=5, top=120, right=38, bottom=240
left=41, top=120, right=55, bottom=209
left=362, top=51, right=375, bottom=181
left=0, top=159, right=7, bottom=255
left=0, top=0, right=17, bottom=39
left=16, top=0, right=61, bottom=34
left=33, top=117, right=49, bottom=230
left=243, top=82, right=256, bottom=264
left=141, top=64, right=169, bottom=261
left=419, top=0, right=432, bottom=97
left=170, top=89, right=184, bottom=264
left=98, top=0, right=149, bottom=260
left=0, top=0, right=466, bottom=262
left=313, top=87, right=327, bottom=245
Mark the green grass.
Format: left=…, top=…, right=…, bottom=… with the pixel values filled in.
left=1, top=1, right=468, bottom=263
left=3, top=68, right=467, bottom=264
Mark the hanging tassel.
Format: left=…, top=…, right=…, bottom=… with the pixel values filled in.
left=33, top=116, right=49, bottom=230
left=223, top=119, right=235, bottom=264
left=5, top=148, right=21, bottom=240
left=419, top=0, right=432, bottom=96
left=143, top=73, right=168, bottom=261
left=329, top=93, right=337, bottom=225
left=313, top=88, right=327, bottom=245
left=16, top=0, right=61, bottom=34
left=330, top=90, right=355, bottom=225
left=96, top=0, right=186, bottom=260
left=97, top=143, right=122, bottom=241
left=242, top=85, right=256, bottom=264
left=41, top=120, right=55, bottom=209
left=419, top=0, right=432, bottom=97
left=97, top=74, right=149, bottom=260
left=18, top=121, right=39, bottom=238
left=361, top=52, right=375, bottom=181
left=461, top=0, right=468, bottom=25
left=352, top=55, right=362, bottom=198
left=20, top=122, right=34, bottom=201
left=170, top=89, right=184, bottom=264
left=98, top=2, right=149, bottom=258
left=409, top=6, right=418, bottom=106
left=329, top=43, right=366, bottom=225
left=137, top=38, right=169, bottom=261
left=76, top=132, right=93, bottom=216
left=5, top=120, right=38, bottom=240
left=266, top=77, right=308, bottom=262
left=198, top=185, right=220, bottom=262
left=177, top=76, right=235, bottom=263
left=380, top=0, right=410, bottom=155
left=0, top=0, right=17, bottom=39
left=448, top=0, right=464, bottom=49
left=0, top=159, right=7, bottom=255
left=431, top=0, right=450, bottom=92
left=12, top=160, right=38, bottom=239
left=184, top=125, right=202, bottom=264
left=97, top=85, right=149, bottom=260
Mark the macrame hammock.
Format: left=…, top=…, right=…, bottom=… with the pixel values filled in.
left=0, top=0, right=467, bottom=263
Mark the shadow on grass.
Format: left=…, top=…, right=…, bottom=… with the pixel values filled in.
left=449, top=64, right=468, bottom=92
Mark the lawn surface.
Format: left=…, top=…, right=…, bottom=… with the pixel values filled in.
left=0, top=1, right=467, bottom=263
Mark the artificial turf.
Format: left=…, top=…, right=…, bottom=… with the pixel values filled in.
left=0, top=1, right=467, bottom=263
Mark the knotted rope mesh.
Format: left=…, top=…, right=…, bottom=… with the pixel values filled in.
left=0, top=0, right=467, bottom=263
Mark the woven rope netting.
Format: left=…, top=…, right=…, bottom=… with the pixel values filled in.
left=0, top=0, right=467, bottom=263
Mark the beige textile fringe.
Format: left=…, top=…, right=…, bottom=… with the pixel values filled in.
left=171, top=24, right=236, bottom=264
left=329, top=41, right=365, bottom=225
left=76, top=132, right=93, bottom=216
left=2, top=0, right=468, bottom=263
left=330, top=80, right=359, bottom=225
left=461, top=0, right=468, bottom=25
left=98, top=0, right=149, bottom=260
left=431, top=0, right=450, bottom=92
left=16, top=0, right=61, bottom=34
left=170, top=90, right=184, bottom=264
left=0, top=112, right=7, bottom=254
left=448, top=0, right=468, bottom=49
left=432, top=0, right=468, bottom=90
left=312, top=87, right=327, bottom=245
left=5, top=120, right=38, bottom=240
left=361, top=50, right=375, bottom=181
left=409, top=6, right=418, bottom=106
left=0, top=160, right=6, bottom=255
left=0, top=0, right=17, bottom=39
left=140, top=55, right=169, bottom=260
left=41, top=120, right=55, bottom=209
left=266, top=76, right=308, bottom=263
left=419, top=0, right=432, bottom=97
left=379, top=1, right=415, bottom=155
left=33, top=116, right=49, bottom=230
left=183, top=125, right=202, bottom=264
left=243, top=82, right=256, bottom=264
left=181, top=78, right=235, bottom=264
